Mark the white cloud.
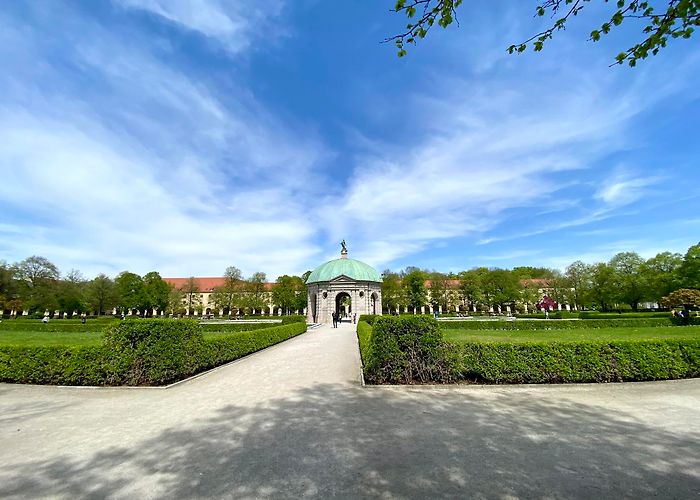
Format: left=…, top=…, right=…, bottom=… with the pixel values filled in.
left=0, top=5, right=326, bottom=279
left=595, top=171, right=662, bottom=207
left=115, top=0, right=286, bottom=53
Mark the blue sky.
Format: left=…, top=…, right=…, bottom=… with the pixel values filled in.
left=1, top=1, right=698, bottom=279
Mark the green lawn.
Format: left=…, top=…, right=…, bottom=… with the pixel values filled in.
left=0, top=330, right=105, bottom=346
left=443, top=325, right=700, bottom=343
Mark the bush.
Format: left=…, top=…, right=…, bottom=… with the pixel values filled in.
left=442, top=318, right=673, bottom=330
left=363, top=316, right=457, bottom=384
left=103, top=319, right=204, bottom=385
left=0, top=320, right=306, bottom=386
left=458, top=339, right=700, bottom=383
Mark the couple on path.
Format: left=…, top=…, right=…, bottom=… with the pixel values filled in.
left=332, top=311, right=341, bottom=328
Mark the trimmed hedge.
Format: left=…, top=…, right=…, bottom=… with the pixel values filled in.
left=441, top=318, right=674, bottom=330
left=362, top=316, right=457, bottom=384
left=578, top=311, right=672, bottom=319
left=458, top=339, right=700, bottom=383
left=0, top=319, right=306, bottom=386
left=358, top=314, right=379, bottom=325
left=196, top=323, right=306, bottom=371
left=199, top=322, right=282, bottom=333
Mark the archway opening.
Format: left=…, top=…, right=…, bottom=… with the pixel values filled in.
left=335, top=292, right=351, bottom=321
left=310, top=293, right=317, bottom=323
left=371, top=292, right=379, bottom=315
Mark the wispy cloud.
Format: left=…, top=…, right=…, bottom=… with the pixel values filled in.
left=595, top=169, right=663, bottom=207
left=115, top=0, right=286, bottom=53
left=0, top=4, right=325, bottom=278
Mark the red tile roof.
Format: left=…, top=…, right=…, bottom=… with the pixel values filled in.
left=163, top=277, right=274, bottom=292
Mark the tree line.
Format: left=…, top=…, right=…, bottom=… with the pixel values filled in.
left=0, top=257, right=307, bottom=317
left=381, top=242, right=700, bottom=313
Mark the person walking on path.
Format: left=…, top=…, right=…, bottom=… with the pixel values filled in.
left=332, top=312, right=337, bottom=328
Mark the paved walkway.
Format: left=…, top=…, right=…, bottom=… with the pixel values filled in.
left=1, top=321, right=698, bottom=499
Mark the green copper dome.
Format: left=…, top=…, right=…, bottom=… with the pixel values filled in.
left=306, top=257, right=382, bottom=284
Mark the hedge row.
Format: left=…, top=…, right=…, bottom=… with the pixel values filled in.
left=458, top=340, right=700, bottom=383
left=357, top=316, right=700, bottom=384
left=441, top=318, right=675, bottom=330
left=0, top=320, right=306, bottom=386
left=237, top=315, right=305, bottom=324
left=199, top=322, right=282, bottom=333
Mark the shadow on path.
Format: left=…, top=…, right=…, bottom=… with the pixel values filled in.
left=1, top=384, right=698, bottom=499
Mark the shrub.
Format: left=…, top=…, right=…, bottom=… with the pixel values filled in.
left=103, top=319, right=204, bottom=385
left=364, top=316, right=457, bottom=384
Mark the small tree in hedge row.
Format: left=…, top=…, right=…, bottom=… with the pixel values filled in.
left=365, top=315, right=457, bottom=384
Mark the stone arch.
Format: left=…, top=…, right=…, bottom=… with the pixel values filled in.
left=370, top=292, right=379, bottom=315
left=335, top=291, right=352, bottom=319
left=309, top=293, right=317, bottom=323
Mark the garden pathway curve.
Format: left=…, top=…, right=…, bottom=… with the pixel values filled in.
left=1, top=320, right=699, bottom=499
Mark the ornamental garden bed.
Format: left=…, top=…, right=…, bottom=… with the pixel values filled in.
left=0, top=319, right=306, bottom=386
left=357, top=316, right=700, bottom=385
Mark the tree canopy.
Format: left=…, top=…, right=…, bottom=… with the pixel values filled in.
left=390, top=0, right=699, bottom=66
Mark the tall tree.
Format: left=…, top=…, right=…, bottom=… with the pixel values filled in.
left=403, top=269, right=428, bottom=312
left=565, top=261, right=591, bottom=309
left=390, top=0, right=699, bottom=67
left=143, top=271, right=171, bottom=315
left=211, top=266, right=244, bottom=314
left=14, top=256, right=60, bottom=313
left=87, top=274, right=118, bottom=316
left=609, top=252, right=647, bottom=310
left=589, top=262, right=616, bottom=311
left=481, top=269, right=521, bottom=311
left=427, top=272, right=454, bottom=311
left=115, top=271, right=146, bottom=314
left=57, top=269, right=87, bottom=314
left=244, top=272, right=268, bottom=314
left=181, top=276, right=201, bottom=315
left=381, top=270, right=405, bottom=313
left=458, top=268, right=487, bottom=312
left=272, top=275, right=306, bottom=315
left=678, top=242, right=700, bottom=288
left=0, top=260, right=19, bottom=312
left=643, top=251, right=683, bottom=303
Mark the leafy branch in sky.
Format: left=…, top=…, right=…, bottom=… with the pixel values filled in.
left=388, top=0, right=699, bottom=66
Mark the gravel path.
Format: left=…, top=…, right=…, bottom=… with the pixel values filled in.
left=1, top=320, right=698, bottom=499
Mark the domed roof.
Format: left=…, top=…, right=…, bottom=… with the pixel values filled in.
left=306, top=256, right=382, bottom=284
